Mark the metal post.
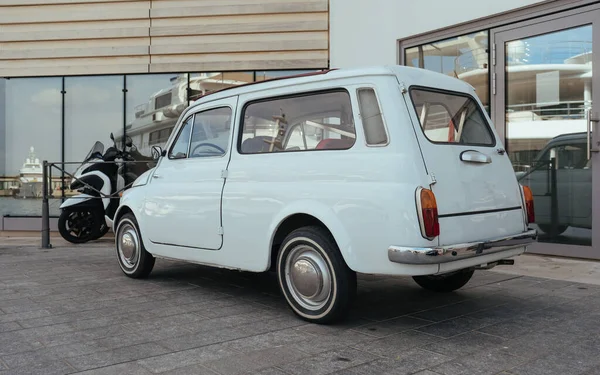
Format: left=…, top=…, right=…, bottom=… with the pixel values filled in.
left=41, top=161, right=52, bottom=249
left=549, top=157, right=559, bottom=238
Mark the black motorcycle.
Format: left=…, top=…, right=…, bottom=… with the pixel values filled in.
left=58, top=133, right=155, bottom=244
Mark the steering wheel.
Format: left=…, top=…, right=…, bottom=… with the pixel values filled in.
left=190, top=142, right=226, bottom=157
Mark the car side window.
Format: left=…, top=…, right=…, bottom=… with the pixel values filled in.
left=239, top=90, right=356, bottom=154
left=168, top=116, right=193, bottom=159
left=189, top=107, right=232, bottom=158
left=357, top=88, right=388, bottom=146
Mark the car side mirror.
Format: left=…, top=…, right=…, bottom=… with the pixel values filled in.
left=151, top=146, right=164, bottom=160
left=110, top=132, right=114, bottom=141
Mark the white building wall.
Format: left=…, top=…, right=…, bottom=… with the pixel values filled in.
left=329, top=0, right=546, bottom=68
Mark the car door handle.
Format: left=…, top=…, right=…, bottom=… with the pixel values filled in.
left=152, top=174, right=162, bottom=179
left=460, top=150, right=491, bottom=164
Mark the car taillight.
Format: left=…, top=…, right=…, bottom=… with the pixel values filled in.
left=522, top=185, right=535, bottom=224
left=417, top=187, right=440, bottom=239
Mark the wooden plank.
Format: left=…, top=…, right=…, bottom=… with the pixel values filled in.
left=0, top=45, right=149, bottom=59
left=0, top=63, right=149, bottom=77
left=151, top=2, right=327, bottom=19
left=0, top=1, right=149, bottom=24
left=151, top=14, right=328, bottom=37
left=0, top=55, right=149, bottom=68
left=150, top=58, right=327, bottom=73
left=151, top=31, right=327, bottom=46
left=150, top=0, right=325, bottom=9
left=0, top=19, right=150, bottom=32
left=151, top=12, right=326, bottom=27
left=0, top=0, right=135, bottom=5
left=151, top=37, right=327, bottom=55
left=151, top=50, right=327, bottom=64
left=0, top=37, right=150, bottom=50
left=0, top=27, right=150, bottom=42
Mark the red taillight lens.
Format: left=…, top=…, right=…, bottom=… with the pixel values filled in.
left=522, top=185, right=535, bottom=224
left=419, top=188, right=440, bottom=239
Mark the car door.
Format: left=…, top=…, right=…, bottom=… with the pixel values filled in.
left=401, top=84, right=527, bottom=244
left=144, top=97, right=237, bottom=250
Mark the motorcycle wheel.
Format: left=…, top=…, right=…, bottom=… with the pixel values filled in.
left=58, top=209, right=102, bottom=244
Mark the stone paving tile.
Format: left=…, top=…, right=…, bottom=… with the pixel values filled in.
left=416, top=316, right=493, bottom=338
left=65, top=342, right=171, bottom=371
left=136, top=342, right=238, bottom=373
left=352, top=316, right=434, bottom=338
left=278, top=347, right=378, bottom=375
left=331, top=348, right=450, bottom=375
left=351, top=330, right=439, bottom=358
left=0, top=359, right=76, bottom=375
left=290, top=330, right=377, bottom=355
left=421, top=331, right=507, bottom=358
left=204, top=347, right=308, bottom=375
left=430, top=348, right=527, bottom=375
left=73, top=362, right=154, bottom=375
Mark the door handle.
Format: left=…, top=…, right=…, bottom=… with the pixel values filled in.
left=460, top=150, right=491, bottom=164
left=152, top=174, right=162, bottom=179
left=586, top=108, right=599, bottom=160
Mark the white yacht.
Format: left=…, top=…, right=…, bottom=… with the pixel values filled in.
left=16, top=146, right=43, bottom=198
left=117, top=73, right=252, bottom=156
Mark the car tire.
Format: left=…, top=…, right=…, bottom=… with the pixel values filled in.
left=412, top=268, right=475, bottom=293
left=538, top=224, right=568, bottom=237
left=115, top=213, right=155, bottom=279
left=276, top=226, right=356, bottom=324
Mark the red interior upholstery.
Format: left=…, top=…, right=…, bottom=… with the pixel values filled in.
left=315, top=138, right=354, bottom=150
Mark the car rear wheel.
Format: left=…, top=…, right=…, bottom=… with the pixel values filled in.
left=276, top=226, right=356, bottom=324
left=412, top=268, right=474, bottom=293
left=115, top=213, right=155, bottom=278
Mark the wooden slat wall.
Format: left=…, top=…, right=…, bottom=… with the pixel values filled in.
left=0, top=0, right=329, bottom=77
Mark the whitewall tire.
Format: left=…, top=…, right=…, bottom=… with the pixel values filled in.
left=276, top=226, right=356, bottom=324
left=115, top=213, right=155, bottom=279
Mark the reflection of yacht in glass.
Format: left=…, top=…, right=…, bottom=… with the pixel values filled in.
left=15, top=146, right=43, bottom=199
left=116, top=73, right=252, bottom=156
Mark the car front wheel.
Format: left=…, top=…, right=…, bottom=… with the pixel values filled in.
left=276, top=226, right=356, bottom=324
left=115, top=213, right=155, bottom=278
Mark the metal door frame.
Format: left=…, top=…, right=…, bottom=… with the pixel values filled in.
left=491, top=4, right=600, bottom=259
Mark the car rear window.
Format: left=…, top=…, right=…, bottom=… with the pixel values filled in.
left=409, top=87, right=495, bottom=146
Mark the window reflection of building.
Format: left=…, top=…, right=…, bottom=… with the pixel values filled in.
left=404, top=31, right=490, bottom=113
left=0, top=70, right=323, bottom=221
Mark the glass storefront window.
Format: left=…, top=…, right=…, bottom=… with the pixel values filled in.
left=0, top=78, right=62, bottom=217
left=405, top=31, right=490, bottom=112
left=126, top=74, right=186, bottom=156
left=255, top=70, right=319, bottom=82
left=188, top=72, right=253, bottom=102
left=63, top=75, right=124, bottom=207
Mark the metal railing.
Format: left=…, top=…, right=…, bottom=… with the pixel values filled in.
left=41, top=159, right=154, bottom=248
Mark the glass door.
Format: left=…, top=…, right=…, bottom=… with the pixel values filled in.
left=493, top=5, right=600, bottom=259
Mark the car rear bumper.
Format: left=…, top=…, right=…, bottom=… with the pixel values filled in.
left=388, top=229, right=537, bottom=265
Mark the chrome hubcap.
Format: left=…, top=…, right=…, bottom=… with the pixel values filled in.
left=285, top=244, right=332, bottom=311
left=118, top=223, right=139, bottom=269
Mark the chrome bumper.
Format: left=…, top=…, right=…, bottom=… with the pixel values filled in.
left=388, top=229, right=537, bottom=265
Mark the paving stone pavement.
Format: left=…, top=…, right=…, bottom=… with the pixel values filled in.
left=0, top=244, right=600, bottom=375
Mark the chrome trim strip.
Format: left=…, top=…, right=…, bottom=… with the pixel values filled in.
left=388, top=229, right=537, bottom=265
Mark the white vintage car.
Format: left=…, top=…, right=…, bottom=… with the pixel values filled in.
left=112, top=66, right=537, bottom=323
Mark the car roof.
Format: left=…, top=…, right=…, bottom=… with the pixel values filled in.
left=186, top=65, right=472, bottom=110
